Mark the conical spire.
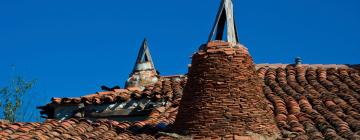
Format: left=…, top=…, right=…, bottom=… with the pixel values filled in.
left=132, top=39, right=155, bottom=73
left=208, top=0, right=239, bottom=43
left=126, top=39, right=158, bottom=89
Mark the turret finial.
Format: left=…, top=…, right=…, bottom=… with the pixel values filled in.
left=126, top=39, right=158, bottom=89
left=208, top=0, right=239, bottom=43
left=132, top=38, right=155, bottom=73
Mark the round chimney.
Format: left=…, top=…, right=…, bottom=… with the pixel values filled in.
left=173, top=41, right=279, bottom=139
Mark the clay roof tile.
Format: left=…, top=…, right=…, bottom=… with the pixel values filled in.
left=25, top=64, right=359, bottom=139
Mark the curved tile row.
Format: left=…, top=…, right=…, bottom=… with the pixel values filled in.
left=49, top=76, right=186, bottom=105
left=259, top=65, right=360, bottom=140
left=39, top=76, right=186, bottom=118
left=0, top=104, right=179, bottom=140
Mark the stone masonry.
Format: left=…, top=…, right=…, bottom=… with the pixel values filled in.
left=173, top=41, right=280, bottom=139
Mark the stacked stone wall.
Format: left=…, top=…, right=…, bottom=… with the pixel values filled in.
left=173, top=41, right=279, bottom=139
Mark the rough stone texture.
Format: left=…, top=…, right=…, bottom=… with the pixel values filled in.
left=126, top=66, right=159, bottom=90
left=173, top=41, right=280, bottom=139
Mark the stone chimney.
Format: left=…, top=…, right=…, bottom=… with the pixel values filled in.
left=125, top=39, right=159, bottom=90
left=173, top=0, right=279, bottom=139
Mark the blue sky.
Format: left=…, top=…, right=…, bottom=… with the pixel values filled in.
left=0, top=0, right=359, bottom=108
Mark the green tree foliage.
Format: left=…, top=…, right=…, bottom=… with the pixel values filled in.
left=0, top=77, right=36, bottom=122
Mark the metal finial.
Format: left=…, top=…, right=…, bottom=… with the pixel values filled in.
left=208, top=0, right=239, bottom=43
left=295, top=57, right=302, bottom=65
left=132, top=38, right=156, bottom=73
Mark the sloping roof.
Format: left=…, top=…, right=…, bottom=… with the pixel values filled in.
left=38, top=75, right=186, bottom=118
left=1, top=103, right=179, bottom=140
left=49, top=75, right=185, bottom=105
left=3, top=64, right=360, bottom=139
left=258, top=64, right=360, bottom=139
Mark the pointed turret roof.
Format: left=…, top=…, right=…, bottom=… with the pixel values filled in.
left=131, top=38, right=156, bottom=73
left=126, top=39, right=159, bottom=89
left=208, top=0, right=239, bottom=43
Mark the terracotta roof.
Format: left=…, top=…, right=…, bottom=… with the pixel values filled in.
left=258, top=64, right=360, bottom=139
left=38, top=75, right=187, bottom=118
left=1, top=103, right=179, bottom=140
left=3, top=64, right=359, bottom=139
left=49, top=75, right=186, bottom=105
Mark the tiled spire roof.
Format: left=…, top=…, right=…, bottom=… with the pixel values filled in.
left=208, top=0, right=239, bottom=43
